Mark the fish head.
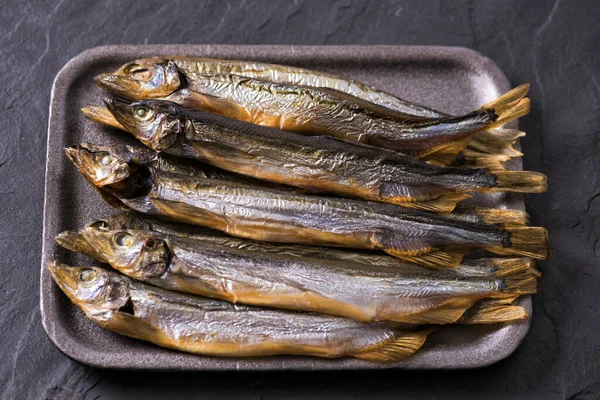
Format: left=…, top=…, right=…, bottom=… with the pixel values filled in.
left=95, top=58, right=183, bottom=99
left=67, top=226, right=171, bottom=280
left=104, top=98, right=188, bottom=151
left=64, top=143, right=135, bottom=187
left=47, top=262, right=131, bottom=320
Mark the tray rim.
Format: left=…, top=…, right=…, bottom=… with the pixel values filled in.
left=40, top=44, right=530, bottom=371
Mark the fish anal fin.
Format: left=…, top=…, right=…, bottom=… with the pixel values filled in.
left=379, top=183, right=471, bottom=212
left=354, top=329, right=434, bottom=362
left=386, top=248, right=465, bottom=269
left=458, top=304, right=529, bottom=324
left=419, top=136, right=474, bottom=166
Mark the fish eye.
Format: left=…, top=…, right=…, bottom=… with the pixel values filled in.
left=114, top=232, right=133, bottom=248
left=100, top=155, right=114, bottom=166
left=124, top=63, right=151, bottom=80
left=133, top=106, right=155, bottom=122
left=89, top=220, right=109, bottom=230
left=124, top=63, right=147, bottom=74
left=79, top=268, right=97, bottom=283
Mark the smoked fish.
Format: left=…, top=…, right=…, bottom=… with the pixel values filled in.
left=47, top=261, right=431, bottom=361
left=91, top=98, right=546, bottom=212
left=93, top=58, right=530, bottom=163
left=64, top=144, right=550, bottom=268
left=57, top=225, right=539, bottom=324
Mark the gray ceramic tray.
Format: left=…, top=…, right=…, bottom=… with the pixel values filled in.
left=41, top=45, right=530, bottom=370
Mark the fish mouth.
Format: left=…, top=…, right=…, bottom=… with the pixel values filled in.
left=47, top=261, right=80, bottom=295
left=103, top=97, right=132, bottom=117
left=81, top=105, right=124, bottom=130
left=95, top=73, right=142, bottom=100
left=56, top=230, right=111, bottom=262
left=64, top=144, right=131, bottom=187
left=103, top=98, right=136, bottom=133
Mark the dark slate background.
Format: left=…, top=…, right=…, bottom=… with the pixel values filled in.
left=1, top=0, right=598, bottom=398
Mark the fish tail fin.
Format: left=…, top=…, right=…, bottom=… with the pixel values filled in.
left=470, top=207, right=530, bottom=227
left=489, top=257, right=540, bottom=278
left=457, top=149, right=513, bottom=171
left=476, top=128, right=526, bottom=145
left=458, top=301, right=529, bottom=324
left=468, top=129, right=525, bottom=157
left=501, top=272, right=540, bottom=295
left=480, top=84, right=530, bottom=129
left=455, top=128, right=525, bottom=170
left=354, top=328, right=435, bottom=362
left=490, top=170, right=548, bottom=193
left=487, top=227, right=550, bottom=260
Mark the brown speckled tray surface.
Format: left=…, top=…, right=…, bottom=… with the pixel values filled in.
left=41, top=45, right=529, bottom=370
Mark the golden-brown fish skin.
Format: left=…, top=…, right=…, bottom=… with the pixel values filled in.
left=95, top=57, right=526, bottom=168
left=63, top=145, right=550, bottom=268
left=94, top=213, right=539, bottom=279
left=47, top=261, right=429, bottom=360
left=58, top=226, right=539, bottom=324
left=109, top=57, right=440, bottom=117
left=101, top=98, right=546, bottom=211
left=96, top=58, right=530, bottom=157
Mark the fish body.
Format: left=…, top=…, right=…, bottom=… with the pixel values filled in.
left=99, top=99, right=546, bottom=212
left=95, top=58, right=530, bottom=160
left=57, top=225, right=539, bottom=324
left=47, top=262, right=429, bottom=361
left=63, top=145, right=550, bottom=268
left=164, top=57, right=442, bottom=118
left=95, top=213, right=539, bottom=279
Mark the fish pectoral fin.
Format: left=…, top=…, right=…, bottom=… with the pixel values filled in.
left=96, top=187, right=130, bottom=211
left=379, top=183, right=471, bottom=213
left=354, top=328, right=434, bottom=362
left=104, top=311, right=167, bottom=345
left=418, top=136, right=475, bottom=166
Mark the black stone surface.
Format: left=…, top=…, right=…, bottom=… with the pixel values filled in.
left=0, top=0, right=598, bottom=398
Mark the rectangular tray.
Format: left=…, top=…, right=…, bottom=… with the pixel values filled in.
left=41, top=45, right=530, bottom=370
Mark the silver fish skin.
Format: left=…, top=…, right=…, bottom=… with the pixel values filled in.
left=101, top=98, right=546, bottom=212
left=56, top=227, right=539, bottom=324
left=65, top=144, right=550, bottom=268
left=169, top=57, right=441, bottom=118
left=94, top=213, right=538, bottom=279
left=47, top=262, right=429, bottom=361
left=95, top=58, right=530, bottom=158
